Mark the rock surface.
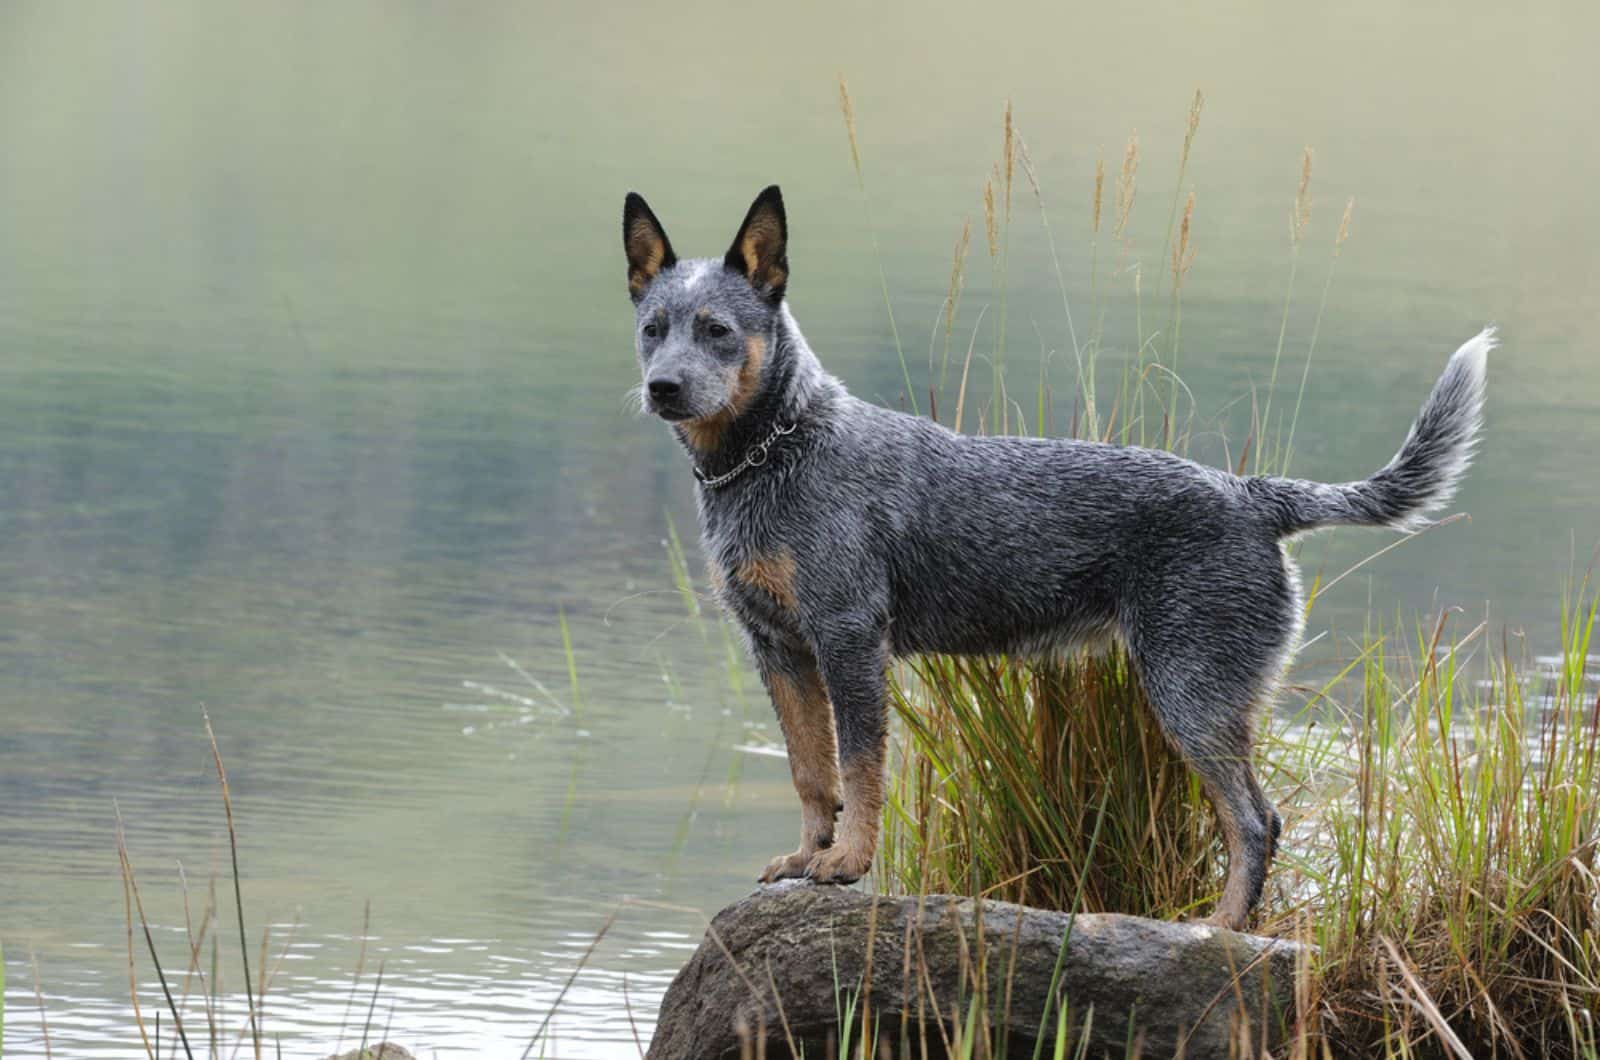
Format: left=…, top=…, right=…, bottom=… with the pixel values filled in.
left=648, top=882, right=1303, bottom=1059
left=323, top=1045, right=415, bottom=1060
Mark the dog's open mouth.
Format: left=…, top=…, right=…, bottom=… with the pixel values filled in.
left=651, top=404, right=694, bottom=422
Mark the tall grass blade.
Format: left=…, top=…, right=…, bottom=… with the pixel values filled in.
left=114, top=804, right=194, bottom=1060
left=204, top=709, right=261, bottom=1059
left=837, top=75, right=916, bottom=415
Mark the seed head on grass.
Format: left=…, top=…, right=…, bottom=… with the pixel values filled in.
left=1002, top=99, right=1015, bottom=220
left=983, top=172, right=999, bottom=260
left=944, top=220, right=971, bottom=341
left=1183, top=89, right=1204, bottom=162
left=837, top=74, right=862, bottom=187
left=1115, top=131, right=1139, bottom=242
left=1291, top=147, right=1313, bottom=246
left=1157, top=89, right=1205, bottom=305
left=1334, top=196, right=1354, bottom=256
left=937, top=219, right=973, bottom=394
left=1171, top=191, right=1196, bottom=291
left=1092, top=155, right=1104, bottom=236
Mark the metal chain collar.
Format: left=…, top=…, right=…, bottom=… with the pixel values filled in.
left=692, top=421, right=797, bottom=490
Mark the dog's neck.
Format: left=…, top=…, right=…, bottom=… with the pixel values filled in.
left=675, top=304, right=831, bottom=479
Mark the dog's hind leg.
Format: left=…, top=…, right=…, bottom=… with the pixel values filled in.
left=1130, top=641, right=1282, bottom=931
left=753, top=642, right=843, bottom=883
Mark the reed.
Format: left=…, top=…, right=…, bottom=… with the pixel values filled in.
left=1155, top=89, right=1204, bottom=305
left=837, top=74, right=916, bottom=415
left=1283, top=196, right=1356, bottom=472
left=1257, top=146, right=1315, bottom=473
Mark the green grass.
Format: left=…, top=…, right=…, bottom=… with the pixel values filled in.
left=877, top=594, right=1599, bottom=1058
left=832, top=90, right=1600, bottom=1058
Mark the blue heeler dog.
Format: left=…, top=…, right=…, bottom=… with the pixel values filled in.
left=622, top=185, right=1491, bottom=929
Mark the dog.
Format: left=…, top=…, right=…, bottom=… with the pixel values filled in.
left=621, top=184, right=1490, bottom=929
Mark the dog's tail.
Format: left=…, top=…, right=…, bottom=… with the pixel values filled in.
left=1251, top=328, right=1494, bottom=538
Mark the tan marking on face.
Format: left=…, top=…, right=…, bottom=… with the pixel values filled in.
left=726, top=335, right=765, bottom=416
left=679, top=336, right=766, bottom=454
left=735, top=545, right=796, bottom=611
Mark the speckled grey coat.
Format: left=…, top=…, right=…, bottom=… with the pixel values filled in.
left=622, top=185, right=1491, bottom=928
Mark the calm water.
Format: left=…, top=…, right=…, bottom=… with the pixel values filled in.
left=2, top=2, right=1597, bottom=1056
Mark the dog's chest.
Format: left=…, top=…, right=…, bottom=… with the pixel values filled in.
left=696, top=471, right=820, bottom=630
left=702, top=515, right=804, bottom=634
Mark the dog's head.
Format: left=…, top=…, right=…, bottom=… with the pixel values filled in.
left=622, top=186, right=788, bottom=432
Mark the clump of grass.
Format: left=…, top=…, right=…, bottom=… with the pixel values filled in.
left=1290, top=592, right=1600, bottom=1057
left=882, top=651, right=1219, bottom=920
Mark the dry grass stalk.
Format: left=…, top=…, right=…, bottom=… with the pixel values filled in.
left=1115, top=131, right=1139, bottom=241
left=1171, top=191, right=1196, bottom=290
left=335, top=899, right=372, bottom=1055
left=1092, top=155, right=1104, bottom=235
left=944, top=220, right=971, bottom=340
left=1014, top=129, right=1085, bottom=411
left=1183, top=89, right=1204, bottom=162
left=204, top=709, right=261, bottom=1059
left=115, top=803, right=195, bottom=1059
left=953, top=306, right=987, bottom=434
left=1291, top=147, right=1313, bottom=245
left=982, top=172, right=999, bottom=260
left=31, top=948, right=54, bottom=1060
left=1156, top=88, right=1205, bottom=304
left=520, top=910, right=619, bottom=1059
left=838, top=75, right=862, bottom=185
left=1002, top=99, right=1014, bottom=220
left=120, top=853, right=154, bottom=1060
left=173, top=861, right=217, bottom=1047
left=357, top=959, right=385, bottom=1057
left=1335, top=196, right=1354, bottom=255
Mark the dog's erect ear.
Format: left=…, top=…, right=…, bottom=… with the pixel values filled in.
left=724, top=185, right=788, bottom=304
left=623, top=192, right=677, bottom=302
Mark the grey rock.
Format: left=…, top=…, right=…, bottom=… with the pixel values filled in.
left=648, top=881, right=1303, bottom=1059
left=323, top=1045, right=415, bottom=1060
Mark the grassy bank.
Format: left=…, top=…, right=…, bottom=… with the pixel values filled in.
left=878, top=595, right=1598, bottom=1057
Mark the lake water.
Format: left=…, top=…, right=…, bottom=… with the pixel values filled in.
left=2, top=2, right=1596, bottom=1056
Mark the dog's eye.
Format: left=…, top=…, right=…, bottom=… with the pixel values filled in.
left=642, top=321, right=662, bottom=339
left=706, top=322, right=730, bottom=339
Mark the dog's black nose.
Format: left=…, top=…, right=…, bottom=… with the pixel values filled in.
left=647, top=378, right=681, bottom=400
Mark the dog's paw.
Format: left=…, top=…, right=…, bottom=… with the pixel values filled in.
left=804, top=843, right=871, bottom=884
left=758, top=850, right=812, bottom=883
left=1193, top=911, right=1249, bottom=932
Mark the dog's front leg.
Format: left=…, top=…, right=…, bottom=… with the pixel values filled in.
left=754, top=642, right=842, bottom=883
left=805, top=618, right=888, bottom=884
